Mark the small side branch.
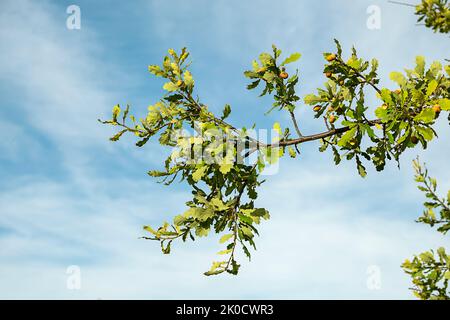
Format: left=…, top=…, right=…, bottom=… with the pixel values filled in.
left=275, top=119, right=382, bottom=148
left=388, top=0, right=416, bottom=8
left=289, top=110, right=303, bottom=137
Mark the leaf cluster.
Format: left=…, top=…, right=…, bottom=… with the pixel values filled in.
left=402, top=159, right=450, bottom=299
left=415, top=0, right=450, bottom=34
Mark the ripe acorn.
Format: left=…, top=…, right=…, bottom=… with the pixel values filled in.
left=325, top=72, right=333, bottom=78
left=433, top=105, right=441, bottom=119
left=279, top=72, right=289, bottom=79
left=329, top=114, right=337, bottom=124
left=313, top=105, right=322, bottom=112
left=432, top=104, right=441, bottom=113
left=326, top=54, right=337, bottom=62
left=411, top=135, right=419, bottom=144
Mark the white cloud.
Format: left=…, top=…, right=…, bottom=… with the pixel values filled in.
left=0, top=119, right=44, bottom=162
left=0, top=165, right=446, bottom=299
left=0, top=1, right=107, bottom=140
left=0, top=0, right=166, bottom=187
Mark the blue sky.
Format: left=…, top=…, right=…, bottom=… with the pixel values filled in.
left=0, top=0, right=449, bottom=299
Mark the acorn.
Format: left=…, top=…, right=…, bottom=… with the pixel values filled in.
left=411, top=135, right=419, bottom=144
left=432, top=104, right=441, bottom=114
left=313, top=105, right=322, bottom=112
left=381, top=104, right=388, bottom=110
left=279, top=72, right=289, bottom=79
left=339, top=80, right=345, bottom=86
left=325, top=72, right=333, bottom=78
left=329, top=114, right=337, bottom=124
left=326, top=54, right=336, bottom=62
left=393, top=89, right=401, bottom=95
left=432, top=105, right=441, bottom=119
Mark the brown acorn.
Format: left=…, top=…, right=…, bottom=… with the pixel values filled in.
left=279, top=72, right=289, bottom=79
left=329, top=114, right=336, bottom=124
left=325, top=72, right=332, bottom=78
left=411, top=135, right=419, bottom=144
left=313, top=105, right=322, bottom=112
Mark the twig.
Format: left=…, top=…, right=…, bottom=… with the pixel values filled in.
left=272, top=119, right=382, bottom=148
left=289, top=110, right=303, bottom=137
left=388, top=0, right=416, bottom=8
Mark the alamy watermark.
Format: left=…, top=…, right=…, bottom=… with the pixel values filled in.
left=366, top=265, right=382, bottom=290
left=367, top=5, right=382, bottom=30
left=160, top=121, right=282, bottom=175
left=66, top=265, right=81, bottom=290
left=66, top=5, right=81, bottom=30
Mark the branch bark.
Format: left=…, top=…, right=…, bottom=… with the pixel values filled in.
left=272, top=119, right=382, bottom=147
